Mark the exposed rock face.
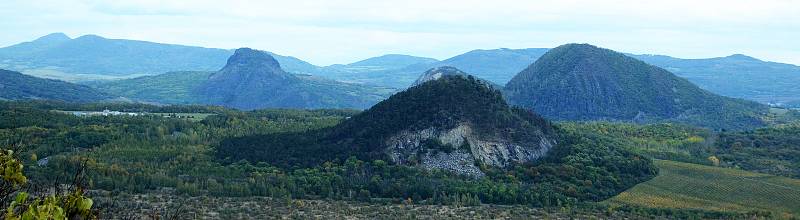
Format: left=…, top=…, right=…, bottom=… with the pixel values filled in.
left=411, top=66, right=468, bottom=87
left=411, top=66, right=502, bottom=89
left=209, top=48, right=289, bottom=81
left=196, top=48, right=390, bottom=110
left=385, top=123, right=555, bottom=177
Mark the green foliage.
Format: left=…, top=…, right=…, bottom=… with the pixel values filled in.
left=1, top=148, right=96, bottom=220
left=714, top=124, right=800, bottom=178
left=564, top=121, right=800, bottom=179
left=0, top=150, right=27, bottom=186
left=5, top=191, right=95, bottom=220
left=0, top=100, right=655, bottom=209
left=560, top=122, right=715, bottom=165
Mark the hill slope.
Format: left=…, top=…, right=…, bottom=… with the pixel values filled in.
left=608, top=160, right=800, bottom=217
left=86, top=71, right=213, bottom=104
left=219, top=74, right=557, bottom=172
left=0, top=69, right=111, bottom=102
left=505, top=44, right=769, bottom=130
left=216, top=74, right=658, bottom=206
left=196, top=48, right=392, bottom=110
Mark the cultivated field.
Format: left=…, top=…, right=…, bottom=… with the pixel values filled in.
left=608, top=160, right=800, bottom=217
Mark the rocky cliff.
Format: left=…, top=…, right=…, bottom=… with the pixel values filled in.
left=196, top=48, right=391, bottom=110
left=325, top=71, right=557, bottom=176
left=385, top=123, right=554, bottom=177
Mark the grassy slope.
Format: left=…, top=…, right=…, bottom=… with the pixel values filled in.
left=88, top=71, right=213, bottom=104
left=608, top=160, right=800, bottom=216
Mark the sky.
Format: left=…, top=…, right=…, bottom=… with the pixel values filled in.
left=1, top=0, right=799, bottom=66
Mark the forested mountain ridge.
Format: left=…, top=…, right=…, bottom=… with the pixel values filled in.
left=0, top=69, right=112, bottom=102
left=504, top=44, right=770, bottom=130
left=195, top=48, right=392, bottom=110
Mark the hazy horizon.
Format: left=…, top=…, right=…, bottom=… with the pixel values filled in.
left=2, top=0, right=798, bottom=66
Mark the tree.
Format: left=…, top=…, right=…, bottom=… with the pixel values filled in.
left=1, top=148, right=97, bottom=219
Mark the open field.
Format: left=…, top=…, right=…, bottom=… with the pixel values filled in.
left=607, top=159, right=800, bottom=217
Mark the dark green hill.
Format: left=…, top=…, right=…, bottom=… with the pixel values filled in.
left=0, top=69, right=111, bottom=102
left=196, top=48, right=392, bottom=110
left=505, top=44, right=769, bottom=130
left=216, top=73, right=657, bottom=204
left=219, top=74, right=556, bottom=170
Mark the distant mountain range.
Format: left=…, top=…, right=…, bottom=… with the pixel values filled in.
left=2, top=33, right=799, bottom=106
left=0, top=33, right=323, bottom=82
left=0, top=69, right=111, bottom=102
left=628, top=53, right=800, bottom=105
left=505, top=44, right=771, bottom=130
left=87, top=48, right=393, bottom=109
left=313, top=48, right=549, bottom=88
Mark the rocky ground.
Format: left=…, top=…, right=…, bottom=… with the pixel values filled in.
left=90, top=189, right=640, bottom=219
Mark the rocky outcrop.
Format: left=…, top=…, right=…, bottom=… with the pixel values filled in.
left=385, top=123, right=555, bottom=177
left=195, top=48, right=389, bottom=110
left=411, top=66, right=502, bottom=89
left=411, top=66, right=468, bottom=87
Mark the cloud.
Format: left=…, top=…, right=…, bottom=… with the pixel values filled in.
left=1, top=0, right=798, bottom=65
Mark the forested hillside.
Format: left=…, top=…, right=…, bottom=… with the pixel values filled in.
left=2, top=100, right=795, bottom=218
left=0, top=69, right=112, bottom=102
left=505, top=44, right=771, bottom=130
left=86, top=71, right=213, bottom=104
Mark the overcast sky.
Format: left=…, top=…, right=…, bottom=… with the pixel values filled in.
left=1, top=0, right=798, bottom=66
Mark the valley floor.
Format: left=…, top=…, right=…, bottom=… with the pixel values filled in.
left=91, top=190, right=653, bottom=220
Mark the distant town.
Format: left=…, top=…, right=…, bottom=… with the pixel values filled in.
left=57, top=110, right=213, bottom=121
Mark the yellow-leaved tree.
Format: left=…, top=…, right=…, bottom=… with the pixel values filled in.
left=1, top=149, right=97, bottom=220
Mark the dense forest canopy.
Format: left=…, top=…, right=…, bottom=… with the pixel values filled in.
left=504, top=44, right=771, bottom=131
left=0, top=100, right=797, bottom=217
